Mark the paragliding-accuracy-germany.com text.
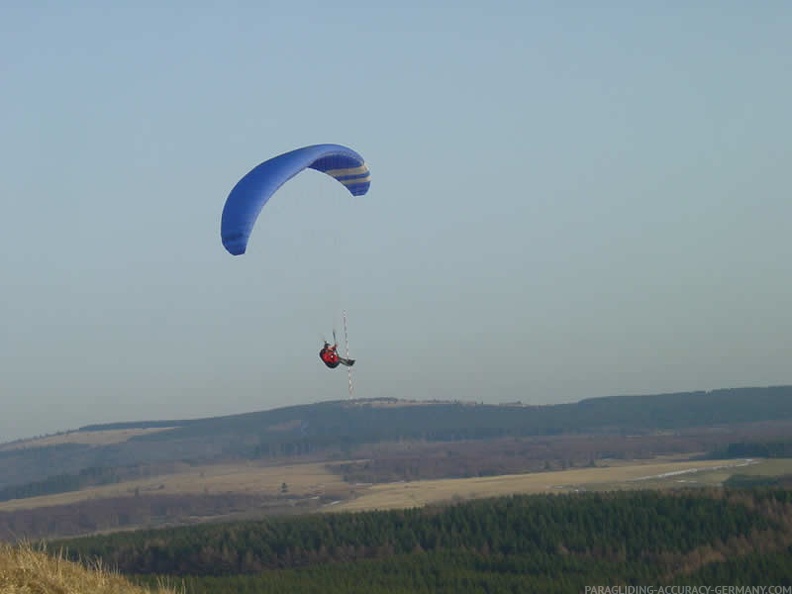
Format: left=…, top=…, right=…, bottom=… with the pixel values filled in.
left=584, top=586, right=792, bottom=594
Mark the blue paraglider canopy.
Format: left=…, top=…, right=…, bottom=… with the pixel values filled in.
left=221, top=144, right=371, bottom=256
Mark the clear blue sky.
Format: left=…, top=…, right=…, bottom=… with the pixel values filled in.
left=2, top=1, right=791, bottom=442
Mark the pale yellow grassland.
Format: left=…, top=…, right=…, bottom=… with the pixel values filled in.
left=0, top=460, right=355, bottom=511
left=0, top=456, right=784, bottom=517
left=330, top=458, right=759, bottom=512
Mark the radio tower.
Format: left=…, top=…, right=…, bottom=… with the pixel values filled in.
left=343, top=309, right=354, bottom=399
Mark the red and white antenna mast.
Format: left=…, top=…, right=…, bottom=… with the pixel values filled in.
left=343, top=309, right=354, bottom=399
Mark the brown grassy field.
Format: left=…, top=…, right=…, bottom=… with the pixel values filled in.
left=0, top=542, right=180, bottom=593
left=0, top=427, right=176, bottom=451
left=1, top=455, right=788, bottom=522
left=0, top=460, right=355, bottom=512
left=330, top=458, right=766, bottom=512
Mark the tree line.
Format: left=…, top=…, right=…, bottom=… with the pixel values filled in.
left=54, top=488, right=792, bottom=593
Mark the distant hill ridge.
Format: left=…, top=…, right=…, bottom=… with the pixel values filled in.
left=1, top=386, right=791, bottom=512
left=75, top=385, right=792, bottom=440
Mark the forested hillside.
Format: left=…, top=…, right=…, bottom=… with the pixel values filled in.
left=57, top=489, right=792, bottom=593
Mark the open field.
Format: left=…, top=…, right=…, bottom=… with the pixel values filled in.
left=2, top=456, right=790, bottom=519
left=0, top=461, right=354, bottom=512
left=329, top=458, right=769, bottom=512
left=665, top=457, right=792, bottom=487
left=0, top=427, right=176, bottom=451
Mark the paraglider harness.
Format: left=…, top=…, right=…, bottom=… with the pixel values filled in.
left=320, top=342, right=341, bottom=369
left=319, top=330, right=355, bottom=369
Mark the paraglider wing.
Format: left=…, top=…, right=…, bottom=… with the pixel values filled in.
left=221, top=144, right=371, bottom=255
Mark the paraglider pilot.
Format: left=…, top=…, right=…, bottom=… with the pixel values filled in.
left=320, top=341, right=355, bottom=369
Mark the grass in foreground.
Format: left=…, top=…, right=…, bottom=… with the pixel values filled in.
left=0, top=541, right=181, bottom=594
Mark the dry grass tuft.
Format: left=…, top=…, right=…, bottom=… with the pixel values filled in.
left=0, top=541, right=182, bottom=593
